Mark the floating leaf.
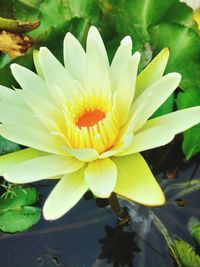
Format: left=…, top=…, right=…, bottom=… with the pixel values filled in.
left=0, top=186, right=41, bottom=233
left=0, top=136, right=20, bottom=155
left=174, top=239, right=200, bottom=267
left=176, top=87, right=200, bottom=159
left=188, top=217, right=200, bottom=246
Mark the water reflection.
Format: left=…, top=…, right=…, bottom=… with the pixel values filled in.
left=96, top=223, right=140, bottom=267
left=0, top=142, right=200, bottom=267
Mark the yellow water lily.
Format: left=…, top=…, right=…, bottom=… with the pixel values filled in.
left=0, top=26, right=200, bottom=220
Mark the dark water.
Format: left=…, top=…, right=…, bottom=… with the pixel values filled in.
left=0, top=142, right=200, bottom=267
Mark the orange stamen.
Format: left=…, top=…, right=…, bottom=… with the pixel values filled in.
left=76, top=109, right=106, bottom=128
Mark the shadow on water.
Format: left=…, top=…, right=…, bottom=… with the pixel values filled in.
left=0, top=139, right=200, bottom=267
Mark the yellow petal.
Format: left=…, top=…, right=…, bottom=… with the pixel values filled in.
left=127, top=73, right=181, bottom=133
left=43, top=168, right=87, bottom=220
left=64, top=32, right=86, bottom=83
left=113, top=154, right=165, bottom=206
left=0, top=148, right=47, bottom=175
left=110, top=36, right=132, bottom=91
left=84, top=158, right=117, bottom=198
left=5, top=155, right=84, bottom=183
left=135, top=48, right=170, bottom=99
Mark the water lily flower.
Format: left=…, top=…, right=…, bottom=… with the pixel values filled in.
left=0, top=26, right=200, bottom=220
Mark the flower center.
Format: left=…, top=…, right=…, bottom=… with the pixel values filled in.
left=76, top=109, right=106, bottom=128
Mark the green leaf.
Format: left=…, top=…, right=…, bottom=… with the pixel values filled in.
left=101, top=0, right=177, bottom=42
left=149, top=23, right=200, bottom=90
left=192, top=225, right=200, bottom=246
left=0, top=136, right=20, bottom=155
left=174, top=239, right=200, bottom=267
left=29, top=0, right=101, bottom=40
left=0, top=186, right=41, bottom=233
left=176, top=88, right=200, bottom=159
left=188, top=217, right=200, bottom=246
left=150, top=22, right=200, bottom=158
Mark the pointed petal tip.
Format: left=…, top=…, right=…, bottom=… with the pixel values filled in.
left=93, top=190, right=112, bottom=199
left=132, top=51, right=141, bottom=61
left=162, top=47, right=170, bottom=56
left=39, top=47, right=50, bottom=57
left=168, top=72, right=182, bottom=82
left=89, top=25, right=98, bottom=32
left=64, top=31, right=74, bottom=42
left=88, top=26, right=100, bottom=38
left=43, top=208, right=57, bottom=221
left=10, top=63, right=20, bottom=73
left=149, top=191, right=166, bottom=207
left=121, top=35, right=132, bottom=46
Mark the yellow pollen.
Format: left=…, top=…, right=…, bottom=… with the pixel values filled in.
left=76, top=109, right=106, bottom=128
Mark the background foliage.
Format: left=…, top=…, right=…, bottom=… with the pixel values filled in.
left=0, top=0, right=200, bottom=159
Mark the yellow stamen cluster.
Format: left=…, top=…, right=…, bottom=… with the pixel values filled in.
left=63, top=90, right=119, bottom=153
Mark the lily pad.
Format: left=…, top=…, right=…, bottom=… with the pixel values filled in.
left=0, top=186, right=41, bottom=233
left=174, top=239, right=200, bottom=267
left=0, top=136, right=20, bottom=155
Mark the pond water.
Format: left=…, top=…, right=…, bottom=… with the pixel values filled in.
left=0, top=140, right=199, bottom=267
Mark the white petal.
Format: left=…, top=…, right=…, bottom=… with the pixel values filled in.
left=11, top=64, right=47, bottom=94
left=87, top=26, right=109, bottom=67
left=85, top=27, right=110, bottom=92
left=99, top=134, right=133, bottom=158
left=0, top=86, right=26, bottom=107
left=84, top=158, right=117, bottom=198
left=126, top=73, right=181, bottom=133
left=0, top=101, right=47, bottom=130
left=64, top=32, right=86, bottom=83
left=39, top=47, right=80, bottom=102
left=0, top=148, right=47, bottom=176
left=110, top=36, right=132, bottom=91
left=43, top=169, right=87, bottom=220
left=64, top=147, right=99, bottom=162
left=141, top=106, right=200, bottom=135
left=119, top=106, right=200, bottom=156
left=135, top=48, right=170, bottom=99
left=5, top=155, right=84, bottom=183
left=16, top=89, right=63, bottom=131
left=114, top=52, right=140, bottom=125
left=117, top=126, right=174, bottom=156
left=0, top=123, right=67, bottom=156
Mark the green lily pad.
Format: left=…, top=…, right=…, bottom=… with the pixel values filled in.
left=174, top=239, right=200, bottom=267
left=0, top=136, right=20, bottom=155
left=0, top=186, right=41, bottom=233
left=176, top=88, right=200, bottom=159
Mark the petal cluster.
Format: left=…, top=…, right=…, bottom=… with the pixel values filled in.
left=0, top=26, right=200, bottom=220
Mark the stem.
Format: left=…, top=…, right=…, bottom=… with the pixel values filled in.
left=109, top=193, right=130, bottom=223
left=0, top=17, right=39, bottom=32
